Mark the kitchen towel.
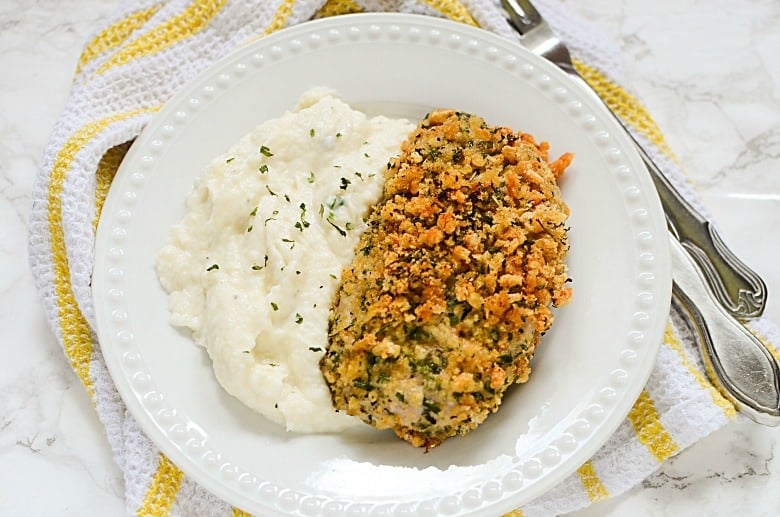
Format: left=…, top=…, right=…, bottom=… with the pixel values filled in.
left=27, top=0, right=780, bottom=515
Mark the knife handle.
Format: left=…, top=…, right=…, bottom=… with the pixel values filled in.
left=633, top=140, right=768, bottom=321
left=670, top=235, right=780, bottom=426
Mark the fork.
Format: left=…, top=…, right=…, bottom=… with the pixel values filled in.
left=500, top=0, right=767, bottom=323
left=500, top=0, right=780, bottom=425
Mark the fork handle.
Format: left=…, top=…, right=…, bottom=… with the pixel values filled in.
left=566, top=72, right=768, bottom=321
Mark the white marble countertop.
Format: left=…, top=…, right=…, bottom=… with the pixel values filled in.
left=1, top=0, right=778, bottom=515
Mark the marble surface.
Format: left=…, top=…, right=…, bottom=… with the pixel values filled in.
left=1, top=0, right=778, bottom=515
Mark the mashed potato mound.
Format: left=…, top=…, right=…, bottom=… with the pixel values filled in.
left=157, top=90, right=414, bottom=432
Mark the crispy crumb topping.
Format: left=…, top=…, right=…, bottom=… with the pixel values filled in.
left=320, top=110, right=573, bottom=448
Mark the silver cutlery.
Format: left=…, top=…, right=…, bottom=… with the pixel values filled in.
left=671, top=235, right=779, bottom=426
left=500, top=0, right=780, bottom=424
left=501, top=0, right=767, bottom=322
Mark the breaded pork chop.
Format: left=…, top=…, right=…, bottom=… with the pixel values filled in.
left=320, top=110, right=573, bottom=448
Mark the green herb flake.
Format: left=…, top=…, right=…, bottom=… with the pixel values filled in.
left=284, top=194, right=291, bottom=203
left=307, top=171, right=315, bottom=183
left=309, top=128, right=315, bottom=137
left=295, top=313, right=303, bottom=324
left=206, top=263, right=219, bottom=272
left=226, top=157, right=235, bottom=163
left=246, top=225, right=253, bottom=233
left=251, top=264, right=263, bottom=271
left=265, top=185, right=277, bottom=196
left=339, top=177, right=351, bottom=190
left=259, top=164, right=269, bottom=174
left=327, top=219, right=346, bottom=237
left=249, top=206, right=258, bottom=217
left=345, top=222, right=354, bottom=231
left=270, top=302, right=279, bottom=311
left=308, top=347, right=323, bottom=352
left=329, top=273, right=338, bottom=280
left=336, top=132, right=342, bottom=138
left=260, top=145, right=273, bottom=157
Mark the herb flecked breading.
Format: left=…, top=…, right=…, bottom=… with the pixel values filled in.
left=320, top=110, right=573, bottom=449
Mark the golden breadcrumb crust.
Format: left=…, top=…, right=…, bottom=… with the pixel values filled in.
left=320, top=110, right=572, bottom=448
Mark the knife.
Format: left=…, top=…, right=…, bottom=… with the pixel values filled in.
left=670, top=234, right=780, bottom=426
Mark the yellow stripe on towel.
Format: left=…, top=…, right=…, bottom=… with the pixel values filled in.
left=48, top=107, right=157, bottom=397
left=264, top=0, right=297, bottom=35
left=315, top=0, right=363, bottom=18
left=96, top=0, right=229, bottom=75
left=137, top=453, right=184, bottom=516
left=577, top=461, right=610, bottom=502
left=421, top=0, right=479, bottom=27
left=627, top=389, right=680, bottom=462
left=573, top=60, right=675, bottom=160
left=77, top=3, right=162, bottom=74
left=93, top=142, right=132, bottom=232
left=664, top=323, right=737, bottom=419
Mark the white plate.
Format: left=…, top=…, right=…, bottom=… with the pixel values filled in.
left=93, top=13, right=671, bottom=516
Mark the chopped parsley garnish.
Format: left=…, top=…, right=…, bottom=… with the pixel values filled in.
left=259, top=164, right=268, bottom=174
left=326, top=196, right=345, bottom=211
left=284, top=193, right=291, bottom=203
left=206, top=264, right=219, bottom=271
left=309, top=128, right=315, bottom=137
left=260, top=145, right=273, bottom=157
left=336, top=132, right=342, bottom=138
left=265, top=185, right=277, bottom=196
left=339, top=177, right=351, bottom=190
left=345, top=222, right=354, bottom=231
left=270, top=302, right=278, bottom=311
left=327, top=219, right=346, bottom=237
left=295, top=313, right=303, bottom=324
left=246, top=225, right=253, bottom=233
left=282, top=237, right=295, bottom=249
left=251, top=255, right=269, bottom=272
left=249, top=206, right=258, bottom=217
left=308, top=347, right=322, bottom=352
left=307, top=171, right=315, bottom=183
left=226, top=157, right=235, bottom=163
left=296, top=203, right=310, bottom=230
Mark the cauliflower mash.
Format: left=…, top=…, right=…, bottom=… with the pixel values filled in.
left=156, top=90, right=414, bottom=432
